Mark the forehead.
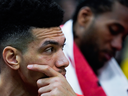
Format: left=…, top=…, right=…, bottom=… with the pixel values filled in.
left=31, top=27, right=65, bottom=40
left=96, top=2, right=128, bottom=31
left=111, top=2, right=128, bottom=24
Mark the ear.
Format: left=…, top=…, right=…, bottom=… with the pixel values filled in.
left=77, top=7, right=93, bottom=26
left=2, top=46, right=21, bottom=70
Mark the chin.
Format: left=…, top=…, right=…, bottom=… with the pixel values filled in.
left=98, top=59, right=110, bottom=68
left=94, top=59, right=106, bottom=69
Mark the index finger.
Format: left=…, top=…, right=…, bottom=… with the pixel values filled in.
left=27, top=64, right=60, bottom=77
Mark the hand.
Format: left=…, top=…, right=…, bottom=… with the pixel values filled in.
left=27, top=64, right=77, bottom=96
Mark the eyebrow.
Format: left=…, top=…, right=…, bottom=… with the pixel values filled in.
left=42, top=40, right=59, bottom=47
left=42, top=38, right=66, bottom=46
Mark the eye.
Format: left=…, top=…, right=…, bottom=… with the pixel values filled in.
left=62, top=43, right=66, bottom=50
left=109, top=26, right=119, bottom=35
left=109, top=24, right=124, bottom=35
left=44, top=47, right=54, bottom=53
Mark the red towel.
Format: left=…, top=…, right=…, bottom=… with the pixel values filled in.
left=74, top=42, right=106, bottom=96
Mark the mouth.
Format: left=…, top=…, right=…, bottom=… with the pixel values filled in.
left=103, top=51, right=115, bottom=61
left=104, top=53, right=112, bottom=61
left=58, top=69, right=66, bottom=77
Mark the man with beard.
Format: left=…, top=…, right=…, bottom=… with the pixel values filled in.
left=62, top=0, right=128, bottom=96
left=0, top=0, right=81, bottom=96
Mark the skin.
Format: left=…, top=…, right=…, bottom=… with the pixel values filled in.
left=74, top=2, right=128, bottom=74
left=18, top=27, right=69, bottom=87
left=27, top=64, right=77, bottom=96
left=0, top=27, right=77, bottom=96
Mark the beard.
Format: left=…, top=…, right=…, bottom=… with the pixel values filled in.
left=80, top=44, right=105, bottom=75
left=78, top=20, right=106, bottom=75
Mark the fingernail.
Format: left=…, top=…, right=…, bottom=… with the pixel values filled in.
left=27, top=65, right=33, bottom=69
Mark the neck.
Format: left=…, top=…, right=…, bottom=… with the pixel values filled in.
left=0, top=68, right=38, bottom=96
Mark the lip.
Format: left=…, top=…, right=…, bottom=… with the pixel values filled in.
left=102, top=49, right=115, bottom=61
left=59, top=69, right=66, bottom=77
left=60, top=71, right=66, bottom=77
left=104, top=53, right=112, bottom=60
left=103, top=51, right=114, bottom=61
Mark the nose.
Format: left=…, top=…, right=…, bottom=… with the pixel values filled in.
left=55, top=49, right=69, bottom=68
left=111, top=35, right=122, bottom=51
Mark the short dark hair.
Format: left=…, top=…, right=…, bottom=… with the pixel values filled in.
left=73, top=0, right=128, bottom=24
left=0, top=0, right=64, bottom=54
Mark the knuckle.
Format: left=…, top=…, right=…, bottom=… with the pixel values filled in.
left=33, top=64, right=38, bottom=69
left=53, top=82, right=62, bottom=89
left=50, top=90, right=58, bottom=96
left=37, top=79, right=42, bottom=85
left=38, top=87, right=45, bottom=94
left=38, top=88, right=42, bottom=94
left=44, top=65, right=50, bottom=71
left=54, top=77, right=61, bottom=82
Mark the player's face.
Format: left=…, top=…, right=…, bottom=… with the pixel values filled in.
left=19, top=27, right=69, bottom=88
left=79, top=2, right=128, bottom=70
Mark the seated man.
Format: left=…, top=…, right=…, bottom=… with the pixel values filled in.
left=62, top=0, right=128, bottom=96
left=0, top=0, right=79, bottom=96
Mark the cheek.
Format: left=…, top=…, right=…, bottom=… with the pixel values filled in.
left=37, top=55, right=55, bottom=67
left=18, top=55, right=40, bottom=81
left=98, top=33, right=113, bottom=50
left=94, top=29, right=112, bottom=50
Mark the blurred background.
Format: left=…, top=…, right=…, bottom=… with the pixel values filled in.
left=54, top=0, right=128, bottom=79
left=55, top=0, right=79, bottom=24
